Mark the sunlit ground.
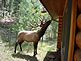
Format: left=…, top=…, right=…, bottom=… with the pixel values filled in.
left=0, top=38, right=57, bottom=61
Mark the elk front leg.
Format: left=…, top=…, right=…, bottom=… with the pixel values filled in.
left=19, top=42, right=23, bottom=51
left=33, top=42, right=38, bottom=56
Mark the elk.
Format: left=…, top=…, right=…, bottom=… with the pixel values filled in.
left=14, top=20, right=52, bottom=56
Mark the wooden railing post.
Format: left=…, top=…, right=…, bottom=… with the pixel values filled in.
left=57, top=16, right=63, bottom=51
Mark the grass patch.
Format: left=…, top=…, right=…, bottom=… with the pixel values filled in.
left=0, top=39, right=57, bottom=61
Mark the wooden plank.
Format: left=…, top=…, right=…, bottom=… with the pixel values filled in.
left=61, top=0, right=72, bottom=60
left=68, top=0, right=77, bottom=61
left=40, top=0, right=66, bottom=17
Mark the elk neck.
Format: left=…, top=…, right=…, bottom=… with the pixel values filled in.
left=37, top=20, right=52, bottom=38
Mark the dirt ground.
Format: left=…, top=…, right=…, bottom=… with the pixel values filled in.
left=0, top=40, right=57, bottom=61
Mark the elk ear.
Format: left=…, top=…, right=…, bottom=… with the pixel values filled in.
left=41, top=21, right=44, bottom=24
left=40, top=20, right=44, bottom=27
left=40, top=20, right=44, bottom=24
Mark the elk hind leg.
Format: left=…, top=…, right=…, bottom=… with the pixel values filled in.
left=14, top=41, right=18, bottom=53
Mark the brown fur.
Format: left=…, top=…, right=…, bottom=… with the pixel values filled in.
left=17, top=31, right=39, bottom=42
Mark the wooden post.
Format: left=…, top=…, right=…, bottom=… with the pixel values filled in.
left=57, top=16, right=63, bottom=50
left=76, top=32, right=81, bottom=49
left=77, top=14, right=81, bottom=30
left=74, top=49, right=81, bottom=61
left=68, top=0, right=77, bottom=61
left=78, top=0, right=81, bottom=11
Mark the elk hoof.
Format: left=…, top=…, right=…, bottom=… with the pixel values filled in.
left=14, top=50, right=16, bottom=53
left=33, top=52, right=37, bottom=56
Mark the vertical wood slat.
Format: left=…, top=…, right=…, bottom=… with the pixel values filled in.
left=68, top=0, right=77, bottom=61
left=57, top=16, right=63, bottom=50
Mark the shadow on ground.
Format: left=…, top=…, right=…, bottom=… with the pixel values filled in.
left=12, top=52, right=38, bottom=61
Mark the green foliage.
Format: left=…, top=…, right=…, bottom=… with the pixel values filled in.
left=10, top=0, right=51, bottom=32
left=0, top=0, right=58, bottom=44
